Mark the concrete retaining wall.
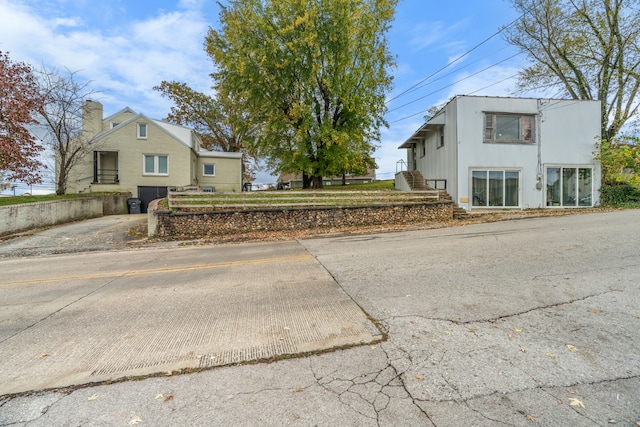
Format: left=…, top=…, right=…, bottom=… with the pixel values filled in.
left=149, top=201, right=453, bottom=238
left=0, top=194, right=131, bottom=237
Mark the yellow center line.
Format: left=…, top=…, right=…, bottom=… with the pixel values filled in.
left=2, top=254, right=315, bottom=286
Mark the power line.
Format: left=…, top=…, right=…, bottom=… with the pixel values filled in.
left=386, top=53, right=521, bottom=114
left=388, top=72, right=520, bottom=125
left=386, top=13, right=524, bottom=105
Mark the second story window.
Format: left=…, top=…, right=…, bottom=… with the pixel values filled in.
left=143, top=154, right=168, bottom=175
left=137, top=123, right=147, bottom=139
left=484, top=113, right=534, bottom=144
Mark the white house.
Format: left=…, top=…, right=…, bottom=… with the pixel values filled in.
left=396, top=95, right=601, bottom=210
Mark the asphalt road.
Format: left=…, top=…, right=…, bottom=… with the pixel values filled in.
left=1, top=210, right=639, bottom=426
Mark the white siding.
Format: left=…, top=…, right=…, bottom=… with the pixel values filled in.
left=404, top=96, right=601, bottom=210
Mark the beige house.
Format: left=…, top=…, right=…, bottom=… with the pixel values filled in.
left=66, top=100, right=243, bottom=211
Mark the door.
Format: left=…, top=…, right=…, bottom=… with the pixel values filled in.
left=137, top=186, right=168, bottom=213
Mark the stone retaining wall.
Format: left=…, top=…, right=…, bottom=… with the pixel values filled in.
left=149, top=201, right=453, bottom=238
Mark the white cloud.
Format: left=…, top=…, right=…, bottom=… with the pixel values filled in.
left=0, top=0, right=215, bottom=119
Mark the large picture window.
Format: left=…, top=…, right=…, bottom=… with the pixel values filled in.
left=546, top=166, right=593, bottom=207
left=143, top=154, right=168, bottom=175
left=472, top=169, right=520, bottom=207
left=484, top=113, right=534, bottom=144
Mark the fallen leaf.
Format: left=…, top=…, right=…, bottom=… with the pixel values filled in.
left=520, top=347, right=526, bottom=353
left=507, top=333, right=513, bottom=339
left=164, top=394, right=174, bottom=402
left=635, top=421, right=640, bottom=426
left=557, top=399, right=563, bottom=404
left=525, top=414, right=535, bottom=422
left=632, top=315, right=640, bottom=320
left=415, top=374, right=424, bottom=380
left=432, top=339, right=438, bottom=343
left=514, top=328, right=523, bottom=333
left=370, top=345, right=377, bottom=350
left=491, top=324, right=500, bottom=329
left=283, top=326, right=290, bottom=331
left=546, top=352, right=556, bottom=358
left=129, top=417, right=142, bottom=425
left=166, top=371, right=173, bottom=376
left=566, top=345, right=578, bottom=352
left=569, top=398, right=585, bottom=408
left=567, top=389, right=576, bottom=394
left=592, top=309, right=602, bottom=314
left=294, top=386, right=303, bottom=392
left=444, top=331, right=452, bottom=335
left=155, top=394, right=163, bottom=400
left=468, top=328, right=478, bottom=334
left=88, top=394, right=98, bottom=401
left=37, top=353, right=49, bottom=359
left=607, top=419, right=616, bottom=424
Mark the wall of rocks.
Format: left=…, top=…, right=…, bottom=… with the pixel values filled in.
left=149, top=202, right=453, bottom=238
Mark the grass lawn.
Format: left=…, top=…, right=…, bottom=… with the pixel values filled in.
left=0, top=193, right=89, bottom=207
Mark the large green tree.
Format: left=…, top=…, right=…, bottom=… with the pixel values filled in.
left=505, top=0, right=640, bottom=140
left=0, top=51, right=45, bottom=185
left=207, top=0, right=396, bottom=188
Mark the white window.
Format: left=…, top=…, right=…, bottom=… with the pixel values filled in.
left=437, top=129, right=444, bottom=149
left=484, top=113, right=534, bottom=144
left=203, top=163, right=215, bottom=176
left=143, top=154, right=168, bottom=175
left=137, top=123, right=147, bottom=139
left=546, top=166, right=593, bottom=207
left=472, top=169, right=520, bottom=208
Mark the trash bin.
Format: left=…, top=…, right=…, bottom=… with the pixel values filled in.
left=243, top=182, right=252, bottom=192
left=127, top=198, right=141, bottom=214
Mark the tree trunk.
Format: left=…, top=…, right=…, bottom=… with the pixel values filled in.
left=302, top=172, right=311, bottom=189
left=311, top=175, right=323, bottom=189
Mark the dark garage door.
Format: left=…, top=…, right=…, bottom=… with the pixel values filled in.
left=137, top=186, right=168, bottom=213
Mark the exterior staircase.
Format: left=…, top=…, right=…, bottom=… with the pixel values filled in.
left=400, top=171, right=429, bottom=191
left=401, top=170, right=467, bottom=219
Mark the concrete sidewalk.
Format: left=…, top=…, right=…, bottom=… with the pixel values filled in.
left=0, top=241, right=381, bottom=396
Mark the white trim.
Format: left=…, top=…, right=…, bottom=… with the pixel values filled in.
left=143, top=154, right=169, bottom=176
left=469, top=168, right=522, bottom=209
left=137, top=123, right=148, bottom=139
left=544, top=164, right=594, bottom=208
left=202, top=163, right=216, bottom=176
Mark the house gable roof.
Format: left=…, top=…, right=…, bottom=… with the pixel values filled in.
left=103, top=107, right=136, bottom=123
left=91, top=113, right=193, bottom=149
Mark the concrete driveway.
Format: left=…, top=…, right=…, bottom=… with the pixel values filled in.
left=1, top=209, right=639, bottom=426
left=0, top=214, right=149, bottom=258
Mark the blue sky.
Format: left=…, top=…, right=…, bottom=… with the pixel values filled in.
left=1, top=0, right=532, bottom=186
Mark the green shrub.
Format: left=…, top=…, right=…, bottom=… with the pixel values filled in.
left=600, top=184, right=640, bottom=206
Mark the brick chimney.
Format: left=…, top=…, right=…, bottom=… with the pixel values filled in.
left=82, top=100, right=103, bottom=139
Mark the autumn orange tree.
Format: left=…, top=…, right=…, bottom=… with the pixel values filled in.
left=207, top=0, right=397, bottom=188
left=0, top=51, right=45, bottom=185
